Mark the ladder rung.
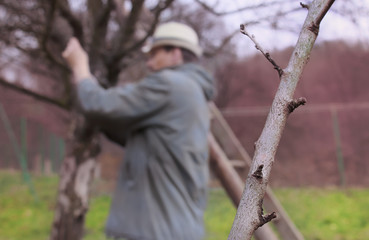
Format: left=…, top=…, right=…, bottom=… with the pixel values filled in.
left=230, top=160, right=246, bottom=168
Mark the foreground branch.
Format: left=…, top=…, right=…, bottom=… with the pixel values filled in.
left=228, top=0, right=335, bottom=239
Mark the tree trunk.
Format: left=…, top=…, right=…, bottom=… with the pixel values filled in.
left=228, top=0, right=335, bottom=239
left=50, top=115, right=100, bottom=240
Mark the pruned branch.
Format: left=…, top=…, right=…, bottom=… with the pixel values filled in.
left=240, top=24, right=284, bottom=77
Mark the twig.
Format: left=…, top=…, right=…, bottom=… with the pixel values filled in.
left=259, top=212, right=277, bottom=227
left=287, top=97, right=307, bottom=113
left=240, top=24, right=284, bottom=78
left=300, top=2, right=309, bottom=9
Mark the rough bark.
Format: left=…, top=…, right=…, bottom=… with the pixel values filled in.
left=228, top=0, right=336, bottom=239
left=50, top=116, right=100, bottom=240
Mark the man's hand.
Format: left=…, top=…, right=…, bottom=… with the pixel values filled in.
left=62, top=37, right=92, bottom=83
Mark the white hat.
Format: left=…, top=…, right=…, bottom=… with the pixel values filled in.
left=143, top=22, right=202, bottom=57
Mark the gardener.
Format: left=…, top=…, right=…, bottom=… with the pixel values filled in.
left=62, top=22, right=215, bottom=240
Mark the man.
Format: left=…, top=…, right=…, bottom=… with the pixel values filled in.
left=62, top=22, right=215, bottom=240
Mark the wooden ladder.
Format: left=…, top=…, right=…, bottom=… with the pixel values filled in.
left=208, top=102, right=304, bottom=240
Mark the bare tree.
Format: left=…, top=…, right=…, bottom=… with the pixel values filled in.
left=227, top=0, right=335, bottom=239
left=0, top=0, right=355, bottom=239
left=0, top=1, right=176, bottom=239
left=0, top=0, right=240, bottom=239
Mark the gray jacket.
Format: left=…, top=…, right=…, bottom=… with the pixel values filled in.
left=76, top=63, right=215, bottom=240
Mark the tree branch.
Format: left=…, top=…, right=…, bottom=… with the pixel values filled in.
left=121, top=0, right=145, bottom=43
left=38, top=0, right=69, bottom=71
left=106, top=0, right=175, bottom=83
left=113, top=0, right=126, bottom=24
left=0, top=2, right=44, bottom=25
left=88, top=0, right=114, bottom=48
left=57, top=0, right=84, bottom=45
left=0, top=77, right=70, bottom=110
left=110, top=0, right=145, bottom=60
left=240, top=24, right=284, bottom=77
left=87, top=0, right=114, bottom=83
left=113, top=0, right=175, bottom=60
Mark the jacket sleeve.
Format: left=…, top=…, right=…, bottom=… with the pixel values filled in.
left=76, top=74, right=170, bottom=128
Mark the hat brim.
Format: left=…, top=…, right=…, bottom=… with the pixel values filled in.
left=142, top=38, right=202, bottom=57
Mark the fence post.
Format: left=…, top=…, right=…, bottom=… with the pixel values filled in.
left=49, top=133, right=56, bottom=173
left=331, top=108, right=346, bottom=187
left=57, top=137, right=65, bottom=171
left=20, top=118, right=35, bottom=193
left=37, top=124, right=44, bottom=174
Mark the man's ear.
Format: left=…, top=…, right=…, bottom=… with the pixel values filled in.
left=173, top=48, right=184, bottom=64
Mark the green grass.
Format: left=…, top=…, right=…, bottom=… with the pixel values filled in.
left=0, top=171, right=58, bottom=240
left=274, top=188, right=369, bottom=240
left=204, top=188, right=236, bottom=240
left=1, top=171, right=369, bottom=240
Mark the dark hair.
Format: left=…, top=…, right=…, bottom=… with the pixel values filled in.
left=162, top=45, right=198, bottom=63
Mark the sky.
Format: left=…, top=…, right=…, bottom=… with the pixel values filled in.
left=70, top=0, right=369, bottom=56
left=198, top=0, right=369, bottom=56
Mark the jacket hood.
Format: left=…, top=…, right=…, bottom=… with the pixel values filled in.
left=178, top=63, right=216, bottom=101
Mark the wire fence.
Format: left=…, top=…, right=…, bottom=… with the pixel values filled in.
left=0, top=103, right=65, bottom=175
left=1, top=100, right=369, bottom=187
left=220, top=102, right=369, bottom=187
